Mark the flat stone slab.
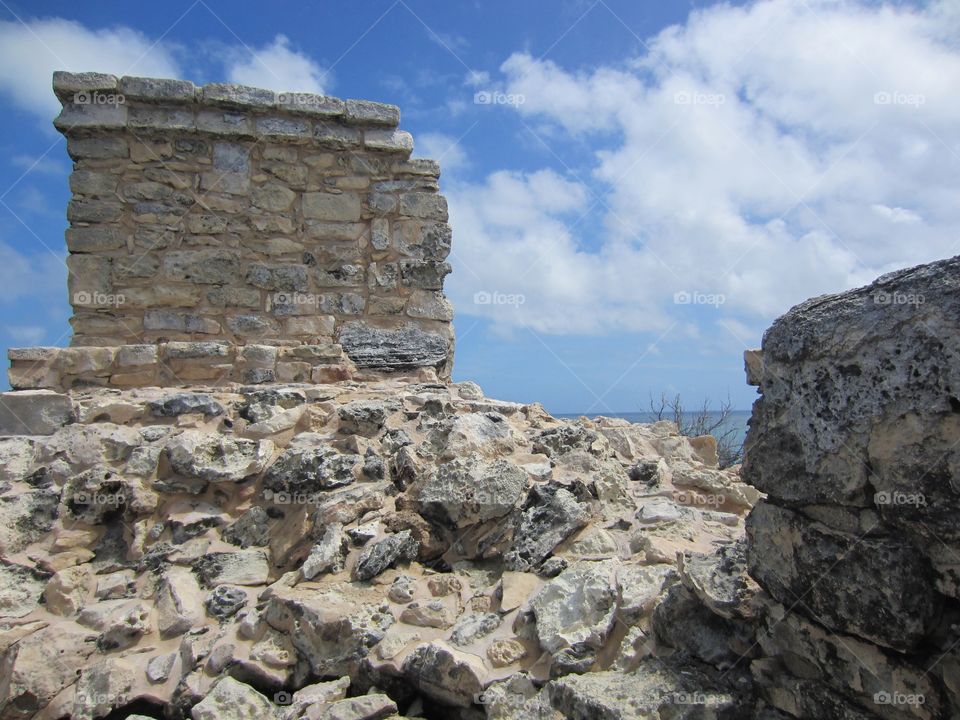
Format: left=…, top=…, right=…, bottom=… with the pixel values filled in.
left=0, top=390, right=74, bottom=435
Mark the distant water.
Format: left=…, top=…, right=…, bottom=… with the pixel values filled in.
left=556, top=410, right=752, bottom=446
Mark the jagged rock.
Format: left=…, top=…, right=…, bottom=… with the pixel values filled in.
left=747, top=501, right=939, bottom=651
left=530, top=559, right=619, bottom=656
left=652, top=583, right=756, bottom=668
left=148, top=392, right=225, bottom=417
left=0, top=562, right=46, bottom=618
left=533, top=423, right=609, bottom=459
left=437, top=411, right=520, bottom=456
left=678, top=539, right=760, bottom=620
left=190, top=676, right=275, bottom=720
left=221, top=506, right=272, bottom=548
left=547, top=658, right=754, bottom=719
left=264, top=445, right=360, bottom=497
left=408, top=455, right=527, bottom=527
left=165, top=430, right=273, bottom=483
left=77, top=599, right=152, bottom=651
left=194, top=549, right=270, bottom=587
left=616, top=563, right=676, bottom=623
left=72, top=657, right=137, bottom=720
left=205, top=585, right=248, bottom=619
left=450, top=612, right=502, bottom=646
left=146, top=652, right=177, bottom=683
left=388, top=575, right=417, bottom=603
left=43, top=564, right=93, bottom=616
left=480, top=673, right=558, bottom=719
left=156, top=566, right=205, bottom=637
left=504, top=483, right=591, bottom=571
left=0, top=486, right=59, bottom=554
left=280, top=676, right=351, bottom=719
left=0, top=624, right=98, bottom=718
left=338, top=321, right=450, bottom=371
left=353, top=530, right=419, bottom=581
left=239, top=387, right=306, bottom=424
left=302, top=523, right=347, bottom=579
left=318, top=694, right=397, bottom=720
left=400, top=599, right=457, bottom=628
left=401, top=641, right=485, bottom=708
left=338, top=399, right=398, bottom=436
left=262, top=585, right=394, bottom=678
left=487, top=639, right=528, bottom=668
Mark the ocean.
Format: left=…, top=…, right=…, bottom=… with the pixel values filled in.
left=555, top=410, right=752, bottom=446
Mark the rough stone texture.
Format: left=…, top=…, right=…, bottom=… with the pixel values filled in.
left=742, top=255, right=960, bottom=718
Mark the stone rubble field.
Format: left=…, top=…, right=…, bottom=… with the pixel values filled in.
left=0, top=378, right=763, bottom=719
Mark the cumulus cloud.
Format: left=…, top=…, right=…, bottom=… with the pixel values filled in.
left=224, top=34, right=328, bottom=94
left=0, top=17, right=181, bottom=120
left=415, top=132, right=470, bottom=174
left=451, top=0, right=960, bottom=343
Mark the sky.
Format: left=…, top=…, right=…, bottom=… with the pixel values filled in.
left=0, top=0, right=957, bottom=414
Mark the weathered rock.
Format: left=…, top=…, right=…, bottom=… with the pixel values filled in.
left=450, top=612, right=502, bottom=646
left=338, top=399, right=398, bottom=436
left=156, top=566, right=205, bottom=638
left=302, top=523, right=347, bottom=579
left=0, top=562, right=46, bottom=618
left=148, top=392, right=225, bottom=417
left=338, top=322, right=450, bottom=371
left=262, top=585, right=394, bottom=678
left=401, top=641, right=485, bottom=708
left=353, top=530, right=419, bottom=581
left=222, top=506, right=272, bottom=548
left=206, top=585, right=248, bottom=619
left=746, top=501, right=939, bottom=651
left=264, top=445, right=359, bottom=497
left=504, top=483, right=591, bottom=571
left=530, top=560, right=619, bottom=655
left=165, top=430, right=273, bottom=483
left=409, top=455, right=528, bottom=527
left=194, top=550, right=270, bottom=587
left=190, top=676, right=275, bottom=720
left=0, top=390, right=74, bottom=435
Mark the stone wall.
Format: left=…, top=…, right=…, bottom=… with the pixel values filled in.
left=8, top=71, right=454, bottom=390
left=740, top=256, right=960, bottom=719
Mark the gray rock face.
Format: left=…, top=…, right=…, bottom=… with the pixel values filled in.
left=263, top=445, right=359, bottom=497
left=165, top=431, right=272, bottom=483
left=221, top=506, right=271, bottom=548
left=741, top=256, right=960, bottom=715
left=337, top=400, right=398, bottom=436
left=0, top=390, right=74, bottom=435
left=504, top=483, right=591, bottom=571
left=409, top=455, right=528, bottom=528
left=352, top=530, right=419, bottom=581
left=206, top=586, right=248, bottom=619
left=747, top=502, right=939, bottom=651
left=148, top=392, right=224, bottom=417
left=401, top=641, right=485, bottom=708
left=338, top=321, right=450, bottom=371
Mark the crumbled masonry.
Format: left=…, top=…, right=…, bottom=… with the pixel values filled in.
left=1, top=72, right=958, bottom=720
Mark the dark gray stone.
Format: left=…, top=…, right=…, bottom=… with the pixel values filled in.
left=205, top=585, right=248, bottom=619
left=148, top=393, right=224, bottom=418
left=337, top=322, right=450, bottom=371
left=504, top=483, right=591, bottom=572
left=352, top=530, right=419, bottom=581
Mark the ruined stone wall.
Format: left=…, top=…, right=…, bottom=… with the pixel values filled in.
left=740, top=257, right=960, bottom=719
left=8, top=71, right=454, bottom=390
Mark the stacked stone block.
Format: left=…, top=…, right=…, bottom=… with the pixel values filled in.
left=8, top=71, right=455, bottom=390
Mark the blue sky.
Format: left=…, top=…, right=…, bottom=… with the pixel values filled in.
left=0, top=0, right=957, bottom=413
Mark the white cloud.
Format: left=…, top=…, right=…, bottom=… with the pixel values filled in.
left=415, top=132, right=470, bottom=174
left=0, top=239, right=65, bottom=302
left=225, top=35, right=328, bottom=94
left=0, top=17, right=181, bottom=120
left=10, top=154, right=67, bottom=176
left=451, top=0, right=960, bottom=343
left=6, top=325, right=47, bottom=345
